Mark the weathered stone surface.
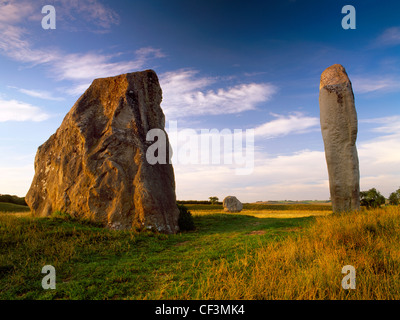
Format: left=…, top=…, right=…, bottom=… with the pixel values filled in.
left=319, top=64, right=360, bottom=212
left=26, top=70, right=180, bottom=233
left=223, top=196, right=243, bottom=212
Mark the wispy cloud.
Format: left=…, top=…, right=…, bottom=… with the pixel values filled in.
left=61, top=83, right=92, bottom=96
left=352, top=76, right=400, bottom=93
left=0, top=0, right=163, bottom=97
left=254, top=112, right=319, bottom=138
left=3, top=0, right=121, bottom=32
left=135, top=47, right=166, bottom=60
left=174, top=149, right=330, bottom=202
left=376, top=26, right=400, bottom=47
left=173, top=114, right=400, bottom=202
left=0, top=23, right=59, bottom=65
left=160, top=69, right=277, bottom=118
left=53, top=48, right=165, bottom=82
left=0, top=98, right=49, bottom=122
left=55, top=0, right=120, bottom=30
left=8, top=86, right=64, bottom=101
left=174, top=126, right=400, bottom=202
left=52, top=49, right=164, bottom=95
left=360, top=115, right=400, bottom=134
left=357, top=116, right=400, bottom=195
left=52, top=52, right=141, bottom=81
left=0, top=26, right=162, bottom=89
left=0, top=0, right=34, bottom=24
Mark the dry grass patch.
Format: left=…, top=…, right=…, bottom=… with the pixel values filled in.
left=246, top=230, right=267, bottom=236
left=197, top=206, right=400, bottom=299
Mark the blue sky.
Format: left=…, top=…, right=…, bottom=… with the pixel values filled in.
left=0, top=0, right=399, bottom=202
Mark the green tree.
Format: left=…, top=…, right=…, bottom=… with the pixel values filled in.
left=360, top=188, right=386, bottom=209
left=209, top=196, right=219, bottom=205
left=388, top=187, right=400, bottom=205
left=0, top=194, right=27, bottom=206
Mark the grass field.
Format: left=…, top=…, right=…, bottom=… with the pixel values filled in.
left=1, top=202, right=400, bottom=300
left=0, top=202, right=30, bottom=213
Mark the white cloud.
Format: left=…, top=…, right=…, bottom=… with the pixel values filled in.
left=52, top=48, right=165, bottom=83
left=360, top=115, right=400, bottom=134
left=352, top=76, right=400, bottom=94
left=254, top=112, right=319, bottom=138
left=173, top=115, right=400, bottom=202
left=51, top=48, right=165, bottom=95
left=135, top=47, right=166, bottom=60
left=62, top=83, right=92, bottom=96
left=0, top=0, right=164, bottom=97
left=376, top=26, right=400, bottom=47
left=0, top=98, right=49, bottom=122
left=52, top=52, right=144, bottom=82
left=0, top=0, right=120, bottom=32
left=55, top=0, right=120, bottom=30
left=0, top=164, right=33, bottom=197
left=0, top=21, right=164, bottom=95
left=0, top=0, right=34, bottom=24
left=0, top=21, right=163, bottom=87
left=160, top=69, right=277, bottom=118
left=357, top=116, right=400, bottom=195
left=174, top=149, right=330, bottom=202
left=0, top=23, right=59, bottom=65
left=8, top=86, right=64, bottom=101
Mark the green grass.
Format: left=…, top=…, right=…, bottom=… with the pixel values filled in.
left=242, top=202, right=332, bottom=211
left=0, top=202, right=30, bottom=213
left=0, top=206, right=315, bottom=299
left=2, top=204, right=399, bottom=300
left=183, top=202, right=332, bottom=211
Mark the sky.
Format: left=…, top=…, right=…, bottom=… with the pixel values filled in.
left=0, top=0, right=399, bottom=202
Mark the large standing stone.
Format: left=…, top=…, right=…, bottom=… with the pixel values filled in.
left=26, top=70, right=180, bottom=233
left=319, top=64, right=360, bottom=212
left=223, top=196, right=243, bottom=212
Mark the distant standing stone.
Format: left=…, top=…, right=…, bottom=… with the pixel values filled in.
left=319, top=64, right=360, bottom=213
left=223, top=196, right=243, bottom=212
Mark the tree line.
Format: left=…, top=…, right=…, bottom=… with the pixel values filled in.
left=0, top=194, right=27, bottom=206
left=360, top=187, right=400, bottom=208
left=1, top=189, right=400, bottom=209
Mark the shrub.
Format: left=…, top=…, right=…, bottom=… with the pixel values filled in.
left=177, top=204, right=195, bottom=231
left=50, top=210, right=104, bottom=228
left=388, top=188, right=400, bottom=206
left=51, top=210, right=73, bottom=220
left=209, top=196, right=219, bottom=205
left=360, top=188, right=386, bottom=208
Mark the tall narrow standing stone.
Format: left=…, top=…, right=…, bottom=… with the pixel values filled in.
left=319, top=64, right=360, bottom=212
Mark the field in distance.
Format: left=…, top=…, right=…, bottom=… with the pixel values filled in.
left=0, top=202, right=30, bottom=213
